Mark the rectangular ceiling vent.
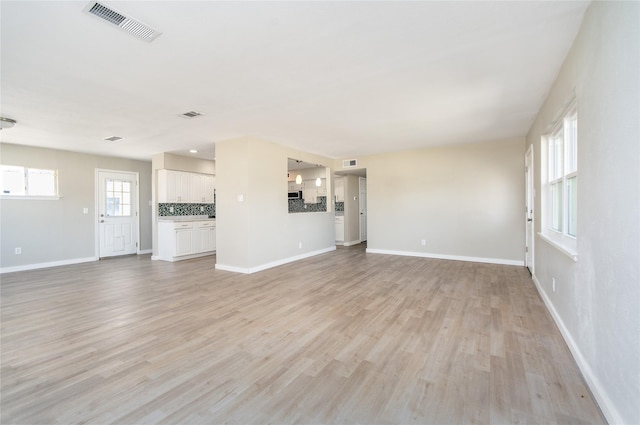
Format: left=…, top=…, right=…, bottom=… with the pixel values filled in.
left=342, top=159, right=358, bottom=168
left=104, top=136, right=124, bottom=142
left=181, top=111, right=203, bottom=118
left=84, top=1, right=162, bottom=42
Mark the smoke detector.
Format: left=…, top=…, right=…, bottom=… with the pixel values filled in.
left=84, top=1, right=162, bottom=42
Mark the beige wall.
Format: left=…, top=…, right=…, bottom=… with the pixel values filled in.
left=526, top=2, right=639, bottom=424
left=215, top=137, right=335, bottom=272
left=0, top=143, right=152, bottom=271
left=336, top=138, right=525, bottom=264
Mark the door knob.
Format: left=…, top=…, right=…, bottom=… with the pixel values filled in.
left=527, top=218, right=532, bottom=222
left=100, top=220, right=105, bottom=223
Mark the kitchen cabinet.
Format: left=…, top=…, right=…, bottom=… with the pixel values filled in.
left=190, top=174, right=215, bottom=203
left=195, top=221, right=216, bottom=253
left=287, top=181, right=302, bottom=191
left=158, top=170, right=215, bottom=203
left=158, top=220, right=216, bottom=261
left=302, top=178, right=326, bottom=204
left=335, top=216, right=345, bottom=242
left=335, top=177, right=345, bottom=202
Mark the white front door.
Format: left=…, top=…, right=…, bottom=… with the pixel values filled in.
left=98, top=170, right=139, bottom=258
left=359, top=177, right=367, bottom=242
left=525, top=146, right=534, bottom=274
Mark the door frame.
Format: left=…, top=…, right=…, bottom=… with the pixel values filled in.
left=525, top=145, right=535, bottom=274
left=94, top=168, right=141, bottom=259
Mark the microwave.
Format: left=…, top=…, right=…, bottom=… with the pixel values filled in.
left=288, top=190, right=302, bottom=199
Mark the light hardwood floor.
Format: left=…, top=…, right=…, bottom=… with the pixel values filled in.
left=1, top=245, right=605, bottom=424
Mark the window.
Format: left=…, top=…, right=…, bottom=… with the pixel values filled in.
left=105, top=178, right=131, bottom=216
left=541, top=100, right=577, bottom=260
left=0, top=165, right=58, bottom=198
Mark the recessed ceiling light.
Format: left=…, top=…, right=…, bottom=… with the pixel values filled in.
left=189, top=149, right=198, bottom=153
left=0, top=117, right=17, bottom=130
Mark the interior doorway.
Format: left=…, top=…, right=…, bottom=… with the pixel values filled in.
left=334, top=168, right=367, bottom=246
left=96, top=169, right=140, bottom=258
left=359, top=177, right=367, bottom=242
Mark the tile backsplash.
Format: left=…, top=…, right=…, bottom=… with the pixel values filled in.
left=335, top=202, right=344, bottom=212
left=289, top=196, right=327, bottom=213
left=159, top=203, right=215, bottom=217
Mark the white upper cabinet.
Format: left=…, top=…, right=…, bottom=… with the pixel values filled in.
left=302, top=178, right=326, bottom=204
left=335, top=177, right=345, bottom=202
left=158, top=169, right=215, bottom=203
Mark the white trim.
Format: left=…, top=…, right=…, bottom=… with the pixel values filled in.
left=365, top=249, right=524, bottom=266
left=531, top=274, right=622, bottom=425
left=0, top=257, right=97, bottom=274
left=343, top=240, right=361, bottom=247
left=138, top=249, right=152, bottom=255
left=538, top=232, right=578, bottom=261
left=215, top=246, right=336, bottom=274
left=151, top=255, right=160, bottom=261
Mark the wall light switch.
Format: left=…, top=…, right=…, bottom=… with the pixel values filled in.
left=83, top=208, right=89, bottom=214
left=200, top=206, right=204, bottom=212
left=237, top=194, right=244, bottom=202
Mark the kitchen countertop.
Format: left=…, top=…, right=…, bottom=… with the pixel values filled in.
left=158, top=216, right=216, bottom=222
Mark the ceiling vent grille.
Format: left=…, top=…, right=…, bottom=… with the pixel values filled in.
left=84, top=1, right=162, bottom=42
left=342, top=159, right=358, bottom=168
left=104, top=136, right=124, bottom=142
left=181, top=111, right=203, bottom=118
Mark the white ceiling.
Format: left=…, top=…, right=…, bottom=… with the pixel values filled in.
left=0, top=1, right=588, bottom=162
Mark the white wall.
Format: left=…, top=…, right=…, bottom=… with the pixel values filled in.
left=337, top=138, right=525, bottom=264
left=215, top=137, right=335, bottom=273
left=0, top=143, right=152, bottom=271
left=526, top=2, right=640, bottom=423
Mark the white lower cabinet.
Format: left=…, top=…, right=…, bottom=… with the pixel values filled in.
left=158, top=220, right=216, bottom=261
left=335, top=216, right=345, bottom=242
left=195, top=221, right=216, bottom=253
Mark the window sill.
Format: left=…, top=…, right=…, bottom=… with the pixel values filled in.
left=0, top=195, right=61, bottom=200
left=538, top=232, right=578, bottom=262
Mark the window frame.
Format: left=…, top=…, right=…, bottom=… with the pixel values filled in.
left=0, top=165, right=60, bottom=200
left=540, top=99, right=578, bottom=261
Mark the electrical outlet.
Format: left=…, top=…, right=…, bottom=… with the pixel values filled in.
left=552, top=278, right=556, bottom=292
left=169, top=206, right=174, bottom=213
left=200, top=206, right=204, bottom=212
left=15, top=247, right=21, bottom=255
left=298, top=242, right=302, bottom=249
left=421, top=239, right=426, bottom=246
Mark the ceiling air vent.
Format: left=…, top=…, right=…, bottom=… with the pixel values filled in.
left=181, top=111, right=204, bottom=118
left=84, top=1, right=162, bottom=42
left=104, top=136, right=124, bottom=142
left=342, top=159, right=358, bottom=168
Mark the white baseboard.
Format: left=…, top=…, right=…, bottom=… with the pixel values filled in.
left=0, top=257, right=98, bottom=274
left=365, top=248, right=524, bottom=266
left=215, top=246, right=337, bottom=274
left=343, top=240, right=361, bottom=247
left=138, top=249, right=152, bottom=255
left=531, top=275, right=623, bottom=425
